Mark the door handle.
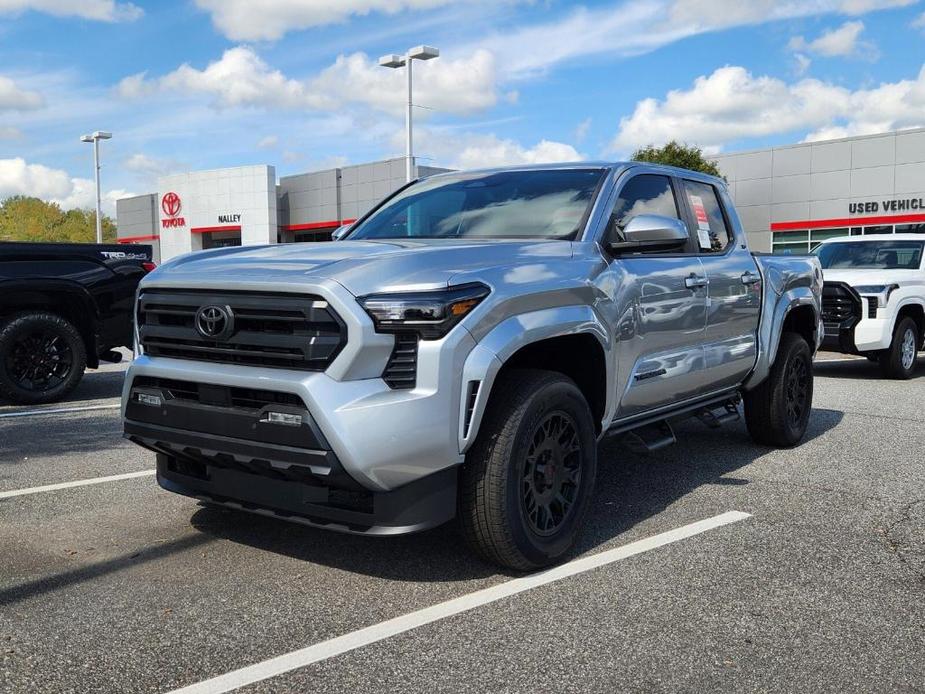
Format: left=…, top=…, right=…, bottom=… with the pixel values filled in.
left=741, top=271, right=761, bottom=285
left=685, top=275, right=708, bottom=289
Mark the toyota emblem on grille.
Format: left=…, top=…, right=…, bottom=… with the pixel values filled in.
left=195, top=305, right=234, bottom=340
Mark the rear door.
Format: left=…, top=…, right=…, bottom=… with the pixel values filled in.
left=679, top=179, right=761, bottom=390
left=603, top=173, right=709, bottom=420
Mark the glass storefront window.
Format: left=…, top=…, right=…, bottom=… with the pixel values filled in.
left=895, top=224, right=925, bottom=234
left=774, top=230, right=809, bottom=242
left=862, top=225, right=893, bottom=235
left=772, top=241, right=810, bottom=254
left=809, top=228, right=848, bottom=250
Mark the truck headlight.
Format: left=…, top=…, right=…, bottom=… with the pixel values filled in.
left=855, top=284, right=899, bottom=308
left=358, top=283, right=490, bottom=339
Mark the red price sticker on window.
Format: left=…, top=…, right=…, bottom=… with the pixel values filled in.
left=689, top=194, right=712, bottom=249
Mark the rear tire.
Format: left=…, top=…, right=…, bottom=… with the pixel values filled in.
left=879, top=317, right=919, bottom=380
left=459, top=369, right=598, bottom=571
left=0, top=312, right=87, bottom=405
left=744, top=332, right=813, bottom=448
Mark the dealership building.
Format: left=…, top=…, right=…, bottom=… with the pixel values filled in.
left=117, top=128, right=925, bottom=260
left=116, top=157, right=448, bottom=263
left=712, top=127, right=925, bottom=253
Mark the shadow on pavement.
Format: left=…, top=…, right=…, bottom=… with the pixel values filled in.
left=813, top=356, right=925, bottom=381
left=0, top=369, right=127, bottom=409
left=0, top=533, right=213, bottom=606
left=187, top=407, right=845, bottom=582
left=0, top=410, right=128, bottom=463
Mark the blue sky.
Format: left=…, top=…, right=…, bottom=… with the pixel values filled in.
left=0, top=0, right=924, bottom=214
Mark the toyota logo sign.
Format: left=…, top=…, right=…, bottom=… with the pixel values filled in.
left=195, top=305, right=234, bottom=340
left=161, top=192, right=182, bottom=217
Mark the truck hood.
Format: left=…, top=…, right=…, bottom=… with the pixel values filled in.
left=822, top=268, right=923, bottom=288
left=147, top=239, right=575, bottom=296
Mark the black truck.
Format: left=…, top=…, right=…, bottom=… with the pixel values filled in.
left=0, top=242, right=154, bottom=405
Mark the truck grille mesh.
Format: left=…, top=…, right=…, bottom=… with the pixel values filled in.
left=821, top=282, right=860, bottom=327
left=138, top=290, right=346, bottom=371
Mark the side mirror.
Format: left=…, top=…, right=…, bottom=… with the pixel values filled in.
left=606, top=214, right=689, bottom=254
left=332, top=224, right=352, bottom=241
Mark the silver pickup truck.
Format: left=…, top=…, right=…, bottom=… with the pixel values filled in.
left=123, top=163, right=823, bottom=570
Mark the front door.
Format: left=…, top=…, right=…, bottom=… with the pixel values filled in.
left=603, top=173, right=709, bottom=420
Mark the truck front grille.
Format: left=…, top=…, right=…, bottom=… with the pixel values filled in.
left=138, top=290, right=346, bottom=371
left=821, top=282, right=860, bottom=329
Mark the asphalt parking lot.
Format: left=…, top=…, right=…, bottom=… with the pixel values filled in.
left=1, top=353, right=924, bottom=694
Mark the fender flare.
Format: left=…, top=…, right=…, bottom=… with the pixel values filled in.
left=457, top=305, right=611, bottom=453
left=742, top=286, right=820, bottom=391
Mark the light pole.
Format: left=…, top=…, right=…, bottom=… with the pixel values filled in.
left=379, top=45, right=439, bottom=182
left=80, top=130, right=112, bottom=243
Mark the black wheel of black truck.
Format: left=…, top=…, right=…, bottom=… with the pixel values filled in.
left=0, top=312, right=86, bottom=405
left=744, top=332, right=813, bottom=448
left=459, top=369, right=598, bottom=571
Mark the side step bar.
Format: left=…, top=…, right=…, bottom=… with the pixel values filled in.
left=607, top=392, right=742, bottom=454
left=623, top=421, right=676, bottom=454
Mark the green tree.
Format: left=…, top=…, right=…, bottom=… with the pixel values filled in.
left=631, top=141, right=724, bottom=178
left=0, top=195, right=117, bottom=243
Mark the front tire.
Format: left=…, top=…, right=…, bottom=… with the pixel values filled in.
left=459, top=369, right=598, bottom=571
left=744, top=332, right=813, bottom=447
left=879, top=317, right=919, bottom=380
left=0, top=312, right=87, bottom=405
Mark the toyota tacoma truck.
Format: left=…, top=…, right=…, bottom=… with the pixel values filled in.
left=815, top=234, right=924, bottom=379
left=0, top=241, right=154, bottom=404
left=122, top=163, right=822, bottom=570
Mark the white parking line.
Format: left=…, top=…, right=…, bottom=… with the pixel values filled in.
left=167, top=510, right=752, bottom=694
left=0, top=403, right=121, bottom=419
left=0, top=470, right=155, bottom=499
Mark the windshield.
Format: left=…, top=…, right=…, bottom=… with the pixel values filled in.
left=347, top=168, right=605, bottom=241
left=814, top=240, right=925, bottom=270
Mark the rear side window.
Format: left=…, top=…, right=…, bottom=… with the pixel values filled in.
left=609, top=174, right=680, bottom=241
left=682, top=180, right=732, bottom=254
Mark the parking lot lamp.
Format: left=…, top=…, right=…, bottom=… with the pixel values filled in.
left=378, top=45, right=440, bottom=182
left=80, top=130, right=112, bottom=243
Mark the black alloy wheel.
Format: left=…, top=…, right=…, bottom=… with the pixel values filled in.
left=459, top=369, right=598, bottom=571
left=0, top=312, right=87, bottom=405
left=521, top=411, right=584, bottom=537
left=784, top=352, right=810, bottom=429
left=7, top=329, right=74, bottom=393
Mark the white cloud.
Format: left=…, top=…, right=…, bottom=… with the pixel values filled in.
left=0, top=0, right=142, bottom=21
left=794, top=53, right=812, bottom=75
left=0, top=157, right=130, bottom=215
left=124, top=153, right=181, bottom=181
left=0, top=75, right=44, bottom=111
left=470, top=0, right=911, bottom=80
left=912, top=11, right=925, bottom=30
left=117, top=46, right=501, bottom=117
left=0, top=126, right=23, bottom=139
left=407, top=129, right=583, bottom=169
left=574, top=118, right=592, bottom=143
left=194, top=0, right=457, bottom=41
left=789, top=20, right=877, bottom=59
left=257, top=135, right=279, bottom=149
left=611, top=64, right=925, bottom=153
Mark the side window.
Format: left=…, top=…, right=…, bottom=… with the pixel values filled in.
left=608, top=174, right=680, bottom=242
left=682, top=180, right=732, bottom=254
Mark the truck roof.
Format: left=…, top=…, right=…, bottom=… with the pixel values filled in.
left=816, top=234, right=925, bottom=244
left=422, top=160, right=727, bottom=188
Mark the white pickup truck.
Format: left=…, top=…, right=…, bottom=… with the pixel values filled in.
left=816, top=234, right=925, bottom=378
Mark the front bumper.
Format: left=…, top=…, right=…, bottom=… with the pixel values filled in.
left=152, top=449, right=456, bottom=536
